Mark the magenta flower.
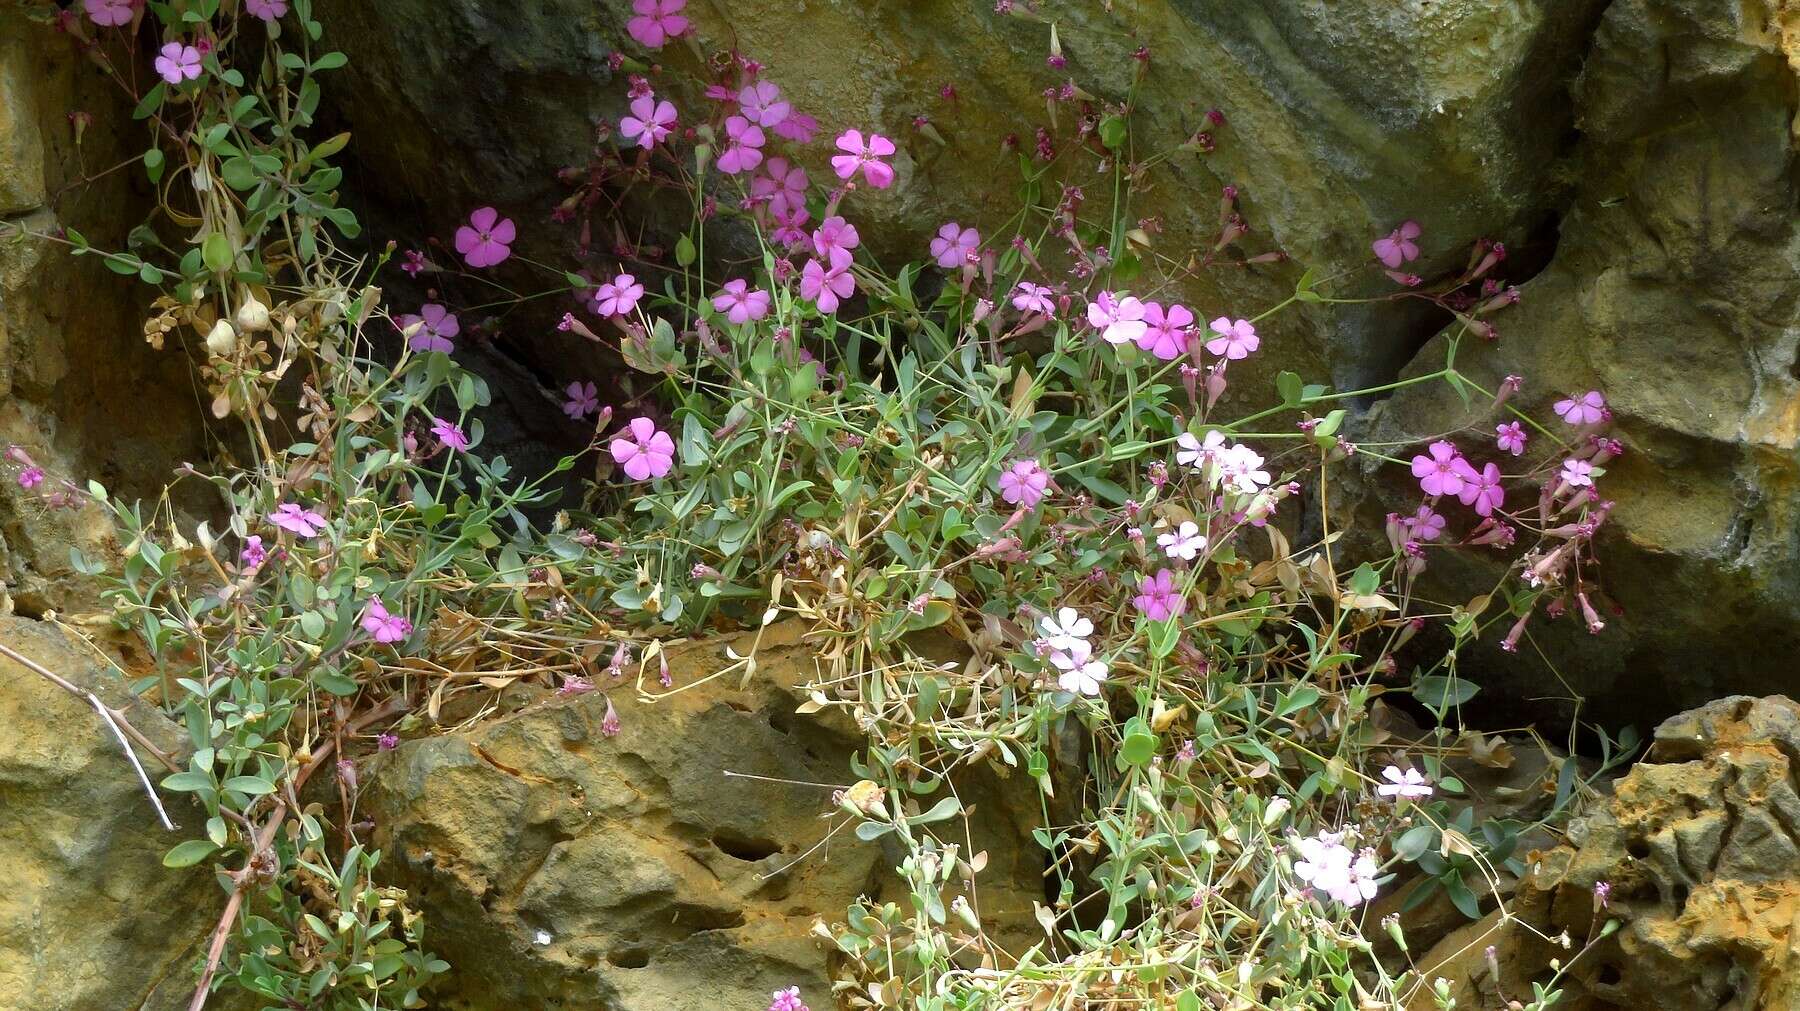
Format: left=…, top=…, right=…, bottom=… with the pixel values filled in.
left=753, top=158, right=809, bottom=211
left=239, top=535, right=266, bottom=569
left=626, top=0, right=688, bottom=49
left=610, top=417, right=676, bottom=480
left=830, top=129, right=897, bottom=189
left=244, top=0, right=288, bottom=19
left=1454, top=460, right=1505, bottom=516
left=713, top=279, right=771, bottom=324
left=1372, top=220, right=1422, bottom=268
left=929, top=222, right=980, bottom=269
left=454, top=207, right=515, bottom=268
left=83, top=0, right=134, bottom=26
left=768, top=986, right=810, bottom=1011
left=1132, top=569, right=1187, bottom=622
left=1405, top=504, right=1446, bottom=541
left=269, top=502, right=328, bottom=538
left=800, top=248, right=856, bottom=314
left=591, top=273, right=644, bottom=318
left=154, top=42, right=203, bottom=85
left=770, top=201, right=811, bottom=246
left=1011, top=282, right=1055, bottom=317
left=997, top=458, right=1049, bottom=510
left=772, top=111, right=818, bottom=143
left=620, top=94, right=677, bottom=148
left=431, top=417, right=470, bottom=452
left=377, top=732, right=400, bottom=751
left=1087, top=291, right=1146, bottom=345
left=361, top=598, right=413, bottom=644
left=17, top=467, right=45, bottom=489
left=563, top=381, right=600, bottom=419
left=1410, top=440, right=1466, bottom=497
left=1560, top=457, right=1595, bottom=487
left=400, top=249, right=428, bottom=277
left=1138, top=301, right=1194, bottom=361
left=1205, top=316, right=1259, bottom=360
left=1553, top=390, right=1607, bottom=426
left=737, top=80, right=790, bottom=127
left=717, top=115, right=766, bottom=174
left=1495, top=421, right=1528, bottom=456
left=811, top=216, right=861, bottom=258
left=397, top=303, right=459, bottom=353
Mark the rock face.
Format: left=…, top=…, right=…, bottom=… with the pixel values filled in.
left=0, top=616, right=218, bottom=1011
left=363, top=621, right=1043, bottom=1009
left=1415, top=695, right=1800, bottom=1010
left=0, top=7, right=209, bottom=616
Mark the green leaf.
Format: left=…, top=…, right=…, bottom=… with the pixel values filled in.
left=143, top=147, right=165, bottom=184
left=1146, top=618, right=1181, bottom=659
left=675, top=233, right=696, bottom=267
left=163, top=839, right=219, bottom=868
left=1097, top=114, right=1128, bottom=150
left=1412, top=674, right=1479, bottom=710
left=1276, top=370, right=1303, bottom=406
left=311, top=51, right=349, bottom=71
left=908, top=796, right=962, bottom=825
left=201, top=233, right=233, bottom=273
left=221, top=775, right=277, bottom=795
left=132, top=83, right=166, bottom=120
left=313, top=669, right=360, bottom=696
left=161, top=771, right=214, bottom=792
left=1394, top=824, right=1435, bottom=861
left=853, top=821, right=892, bottom=841
left=220, top=157, right=258, bottom=191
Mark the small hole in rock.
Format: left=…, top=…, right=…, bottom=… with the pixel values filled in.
left=606, top=945, right=652, bottom=968
left=1626, top=838, right=1650, bottom=859
left=713, top=829, right=782, bottom=861
left=1596, top=963, right=1622, bottom=986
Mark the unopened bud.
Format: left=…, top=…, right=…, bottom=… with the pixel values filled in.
left=205, top=318, right=237, bottom=356
left=234, top=294, right=270, bottom=332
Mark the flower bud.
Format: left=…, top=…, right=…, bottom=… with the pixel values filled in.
left=205, top=318, right=237, bottom=356
left=234, top=294, right=270, bottom=332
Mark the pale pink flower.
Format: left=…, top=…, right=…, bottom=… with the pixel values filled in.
left=1157, top=521, right=1207, bottom=561
left=997, top=458, right=1049, bottom=509
left=712, top=279, right=771, bottom=324
left=1133, top=568, right=1186, bottom=622
left=591, top=273, right=644, bottom=317
left=753, top=158, right=808, bottom=211
left=1410, top=440, right=1465, bottom=497
left=929, top=222, right=980, bottom=269
left=1086, top=291, right=1146, bottom=345
left=154, top=42, right=203, bottom=85
left=361, top=598, right=413, bottom=644
left=626, top=0, right=688, bottom=49
left=1377, top=765, right=1433, bottom=799
left=1049, top=640, right=1108, bottom=695
left=563, top=381, right=600, bottom=419
left=1219, top=443, right=1271, bottom=494
left=1372, top=220, right=1422, bottom=268
left=431, top=417, right=470, bottom=452
left=397, top=303, right=459, bottom=353
left=800, top=248, right=856, bottom=314
left=1175, top=429, right=1227, bottom=472
left=1292, top=831, right=1379, bottom=906
left=1037, top=607, right=1093, bottom=653
left=1554, top=390, right=1607, bottom=426
left=811, top=216, right=860, bottom=258
left=244, top=0, right=287, bottom=19
left=716, top=115, right=765, bottom=174
left=736, top=80, right=790, bottom=127
left=830, top=129, right=897, bottom=188
left=83, top=0, right=134, bottom=26
left=1495, top=421, right=1527, bottom=456
left=1138, top=301, right=1194, bottom=361
left=1011, top=282, right=1055, bottom=317
left=239, top=535, right=266, bottom=569
left=454, top=207, right=515, bottom=268
left=1205, top=316, right=1259, bottom=360
left=1560, top=457, right=1595, bottom=487
left=610, top=417, right=676, bottom=480
left=772, top=111, right=818, bottom=143
left=620, top=95, right=677, bottom=148
left=1454, top=460, right=1505, bottom=516
left=269, top=502, right=328, bottom=538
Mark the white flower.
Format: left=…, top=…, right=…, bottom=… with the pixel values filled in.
left=1291, top=830, right=1380, bottom=906
left=1221, top=443, right=1271, bottom=494
left=1037, top=606, right=1093, bottom=653
left=1049, top=640, right=1108, bottom=696
left=1175, top=429, right=1227, bottom=472
left=1377, top=765, right=1434, bottom=800
left=1156, top=521, right=1208, bottom=561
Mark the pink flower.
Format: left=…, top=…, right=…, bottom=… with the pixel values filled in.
left=563, top=381, right=600, bottom=419
left=1454, top=460, right=1505, bottom=516
left=453, top=207, right=515, bottom=268
left=244, top=0, right=287, bottom=19
left=1377, top=765, right=1434, bottom=799
left=830, top=129, right=897, bottom=189
left=1404, top=504, right=1446, bottom=541
left=626, top=0, right=688, bottom=49
left=768, top=986, right=810, bottom=1011
left=800, top=248, right=856, bottom=314
left=1553, top=390, right=1607, bottom=426
left=1410, top=440, right=1466, bottom=497
left=620, top=95, right=677, bottom=148
left=769, top=200, right=810, bottom=246
left=997, top=458, right=1048, bottom=509
left=361, top=598, right=413, bottom=644
left=737, top=80, right=790, bottom=127
left=1011, top=282, right=1055, bottom=317
left=397, top=303, right=459, bottom=353
left=269, top=502, right=328, bottom=538
left=1372, top=220, right=1422, bottom=269
left=753, top=158, right=809, bottom=212
left=591, top=273, right=644, bottom=318
left=154, top=42, right=203, bottom=85
left=400, top=249, right=428, bottom=277
left=610, top=417, right=676, bottom=480
left=377, top=732, right=400, bottom=751
left=431, top=417, right=470, bottom=452
left=772, top=111, right=818, bottom=143
left=83, top=0, right=134, bottom=26
left=716, top=115, right=765, bottom=174
left=929, top=222, right=980, bottom=269
left=712, top=279, right=771, bottom=324
left=1205, top=317, right=1259, bottom=360
left=1560, top=457, right=1595, bottom=487
left=600, top=697, right=621, bottom=736
left=1137, top=301, right=1194, bottom=361
left=16, top=467, right=45, bottom=489
left=239, top=535, right=266, bottom=569
left=1495, top=421, right=1527, bottom=456
left=1087, top=291, right=1146, bottom=344
left=1132, top=569, right=1187, bottom=622
left=811, top=216, right=860, bottom=258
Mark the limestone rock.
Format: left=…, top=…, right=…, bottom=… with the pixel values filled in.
left=0, top=616, right=218, bottom=1011
left=363, top=621, right=1044, bottom=1009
